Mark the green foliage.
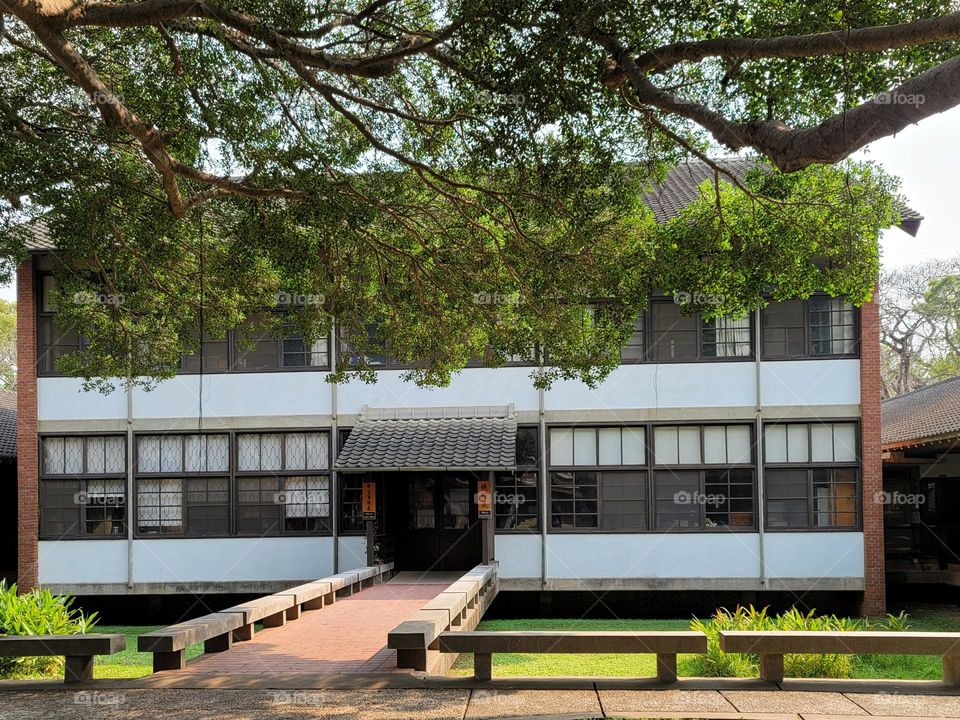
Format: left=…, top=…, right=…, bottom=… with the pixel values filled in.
left=0, top=299, right=15, bottom=390
left=686, top=605, right=911, bottom=678
left=0, top=581, right=98, bottom=679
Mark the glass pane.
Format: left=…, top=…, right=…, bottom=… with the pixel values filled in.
left=64, top=437, right=83, bottom=474
left=833, top=423, right=857, bottom=462
left=104, top=437, right=126, bottom=473
left=622, top=427, right=645, bottom=465
left=285, top=433, right=307, bottom=470
left=678, top=426, right=701, bottom=464
left=703, top=426, right=727, bottom=464
left=159, top=436, right=183, bottom=473
left=652, top=302, right=699, bottom=360
left=261, top=434, right=282, bottom=470
left=306, top=433, right=328, bottom=470
left=726, top=426, right=752, bottom=464
left=184, top=435, right=205, bottom=472
left=654, top=470, right=700, bottom=529
left=86, top=437, right=106, bottom=474
left=41, top=275, right=58, bottom=312
left=138, top=436, right=161, bottom=473
left=443, top=477, right=470, bottom=529
left=787, top=424, right=809, bottom=463
left=764, top=425, right=787, bottom=463
left=237, top=434, right=259, bottom=471
left=573, top=428, right=596, bottom=465
left=810, top=424, right=833, bottom=462
left=409, top=478, right=435, bottom=530
left=42, top=437, right=65, bottom=475
left=654, top=426, right=678, bottom=465
left=515, top=427, right=539, bottom=467
left=597, top=428, right=621, bottom=465
left=550, top=428, right=573, bottom=466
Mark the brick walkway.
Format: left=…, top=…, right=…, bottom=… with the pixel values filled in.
left=177, top=580, right=449, bottom=676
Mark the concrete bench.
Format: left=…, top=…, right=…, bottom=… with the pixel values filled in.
left=220, top=594, right=297, bottom=641
left=719, top=631, right=960, bottom=685
left=0, top=634, right=125, bottom=683
left=439, top=630, right=707, bottom=682
left=138, top=612, right=244, bottom=672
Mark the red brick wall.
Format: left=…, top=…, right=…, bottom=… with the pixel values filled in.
left=17, top=258, right=38, bottom=591
left=859, top=292, right=885, bottom=616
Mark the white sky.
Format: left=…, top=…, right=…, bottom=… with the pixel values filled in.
left=1, top=107, right=957, bottom=303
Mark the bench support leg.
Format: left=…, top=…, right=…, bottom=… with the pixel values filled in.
left=474, top=652, right=492, bottom=681
left=303, top=596, right=324, bottom=611
left=760, top=653, right=784, bottom=684
left=656, top=653, right=677, bottom=684
left=204, top=632, right=233, bottom=653
left=944, top=655, right=960, bottom=686
left=324, top=591, right=335, bottom=605
left=286, top=605, right=301, bottom=621
left=233, top=624, right=255, bottom=642
left=154, top=650, right=186, bottom=673
left=263, top=611, right=286, bottom=628
left=395, top=648, right=427, bottom=671
left=64, top=655, right=94, bottom=683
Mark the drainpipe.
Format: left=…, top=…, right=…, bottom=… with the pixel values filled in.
left=539, top=385, right=547, bottom=588
left=330, top=318, right=339, bottom=574
left=754, top=307, right=767, bottom=591
left=126, top=381, right=135, bottom=592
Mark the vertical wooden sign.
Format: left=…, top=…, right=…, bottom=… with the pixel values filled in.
left=476, top=479, right=493, bottom=519
left=362, top=481, right=377, bottom=519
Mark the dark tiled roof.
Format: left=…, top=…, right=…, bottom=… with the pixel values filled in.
left=0, top=407, right=15, bottom=459
left=644, top=158, right=923, bottom=236
left=336, top=405, right=517, bottom=471
left=17, top=158, right=922, bottom=253
left=882, top=376, right=960, bottom=448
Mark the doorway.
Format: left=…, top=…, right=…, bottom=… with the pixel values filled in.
left=385, top=473, right=483, bottom=571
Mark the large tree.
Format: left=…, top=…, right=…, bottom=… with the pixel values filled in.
left=1, top=0, right=950, bottom=388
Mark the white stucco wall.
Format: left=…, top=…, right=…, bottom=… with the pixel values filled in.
left=38, top=540, right=128, bottom=585
left=760, top=359, right=860, bottom=408
left=338, top=536, right=367, bottom=571
left=495, top=534, right=542, bottom=578
left=763, top=532, right=864, bottom=579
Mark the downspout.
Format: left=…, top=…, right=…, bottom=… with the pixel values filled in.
left=126, top=381, right=135, bottom=592
left=330, top=318, right=339, bottom=574
left=539, top=384, right=547, bottom=588
left=754, top=307, right=767, bottom=591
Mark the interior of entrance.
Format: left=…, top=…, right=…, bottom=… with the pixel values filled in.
left=378, top=473, right=483, bottom=572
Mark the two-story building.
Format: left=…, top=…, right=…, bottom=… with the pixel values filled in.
left=14, top=159, right=922, bottom=615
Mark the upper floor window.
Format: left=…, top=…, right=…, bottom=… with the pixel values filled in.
left=232, top=316, right=330, bottom=371
left=39, top=435, right=127, bottom=539
left=650, top=301, right=751, bottom=361
left=37, top=274, right=86, bottom=375
left=495, top=426, right=541, bottom=532
left=761, top=297, right=858, bottom=359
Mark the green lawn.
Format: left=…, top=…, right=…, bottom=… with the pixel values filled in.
left=450, top=615, right=960, bottom=680
left=91, top=626, right=205, bottom=679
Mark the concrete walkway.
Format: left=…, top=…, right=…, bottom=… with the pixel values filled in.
left=172, top=576, right=451, bottom=676
left=4, top=685, right=960, bottom=719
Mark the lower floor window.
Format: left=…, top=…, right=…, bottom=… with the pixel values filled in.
left=550, top=471, right=598, bottom=529
left=237, top=475, right=330, bottom=535
left=653, top=469, right=756, bottom=530
left=137, top=478, right=184, bottom=535
left=339, top=476, right=365, bottom=535
left=40, top=479, right=127, bottom=538
left=495, top=471, right=539, bottom=531
left=765, top=467, right=859, bottom=528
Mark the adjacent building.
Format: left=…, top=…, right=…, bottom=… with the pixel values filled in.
left=15, top=160, right=921, bottom=614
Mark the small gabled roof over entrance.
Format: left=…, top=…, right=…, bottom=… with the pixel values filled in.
left=336, top=405, right=518, bottom=472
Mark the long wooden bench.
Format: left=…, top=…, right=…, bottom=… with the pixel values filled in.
left=0, top=634, right=125, bottom=683
left=220, top=594, right=297, bottom=641
left=439, top=630, right=707, bottom=682
left=719, top=630, right=960, bottom=685
left=138, top=612, right=244, bottom=671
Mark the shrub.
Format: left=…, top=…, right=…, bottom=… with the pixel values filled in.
left=0, top=580, right=98, bottom=679
left=683, top=605, right=910, bottom=679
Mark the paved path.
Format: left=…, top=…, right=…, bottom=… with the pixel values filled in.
left=4, top=686, right=960, bottom=719
left=175, top=579, right=450, bottom=676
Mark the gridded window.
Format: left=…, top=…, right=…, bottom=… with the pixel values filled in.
left=654, top=425, right=752, bottom=465
left=764, top=423, right=857, bottom=463
left=137, top=434, right=229, bottom=473
left=549, top=426, right=645, bottom=466
left=339, top=475, right=365, bottom=535
left=761, top=296, right=858, bottom=358
left=42, top=435, right=126, bottom=475
left=515, top=426, right=540, bottom=467
left=621, top=314, right=646, bottom=362
left=37, top=274, right=87, bottom=375
left=602, top=471, right=648, bottom=530
left=136, top=478, right=183, bottom=534
left=237, top=475, right=330, bottom=535
left=495, top=471, right=539, bottom=531
left=180, top=332, right=230, bottom=372
left=810, top=297, right=856, bottom=355
left=761, top=299, right=806, bottom=357
left=704, top=469, right=754, bottom=528
left=654, top=470, right=701, bottom=529
left=184, top=477, right=230, bottom=536
left=39, top=435, right=127, bottom=538
left=233, top=321, right=281, bottom=370
left=237, top=432, right=328, bottom=471
left=766, top=468, right=859, bottom=529
left=550, top=471, right=598, bottom=528
left=282, top=333, right=329, bottom=368
left=651, top=302, right=699, bottom=360
left=702, top=316, right=751, bottom=357
left=813, top=468, right=858, bottom=527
